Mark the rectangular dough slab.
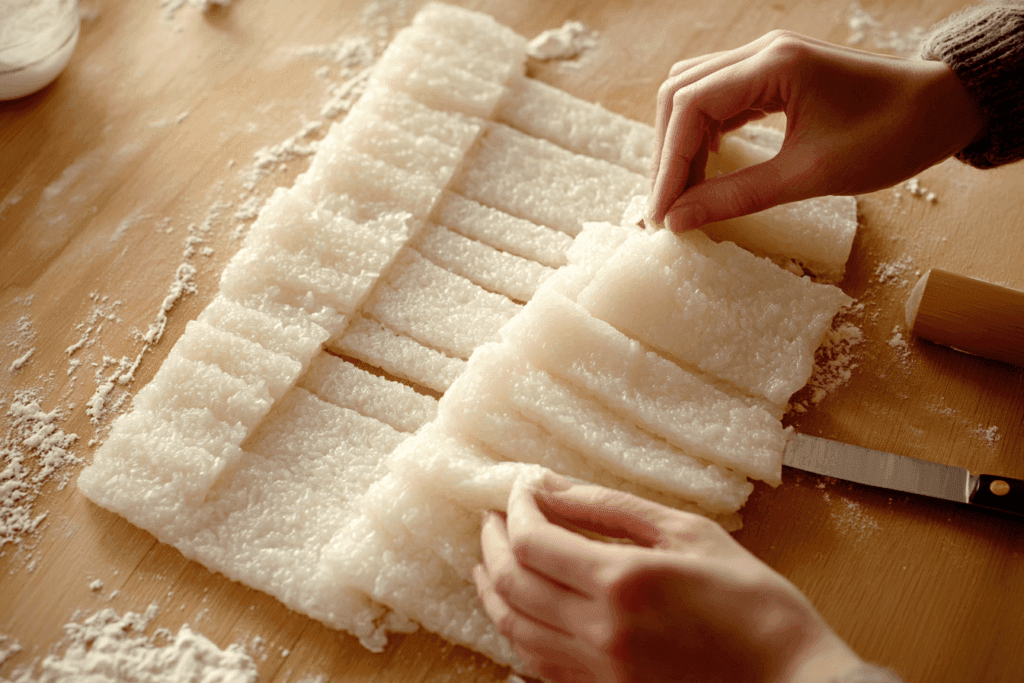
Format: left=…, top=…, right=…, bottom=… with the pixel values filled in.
left=577, top=229, right=852, bottom=408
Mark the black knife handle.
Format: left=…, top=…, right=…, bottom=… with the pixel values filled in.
left=971, top=474, right=1024, bottom=516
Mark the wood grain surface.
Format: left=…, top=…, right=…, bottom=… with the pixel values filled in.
left=2, top=1, right=1023, bottom=681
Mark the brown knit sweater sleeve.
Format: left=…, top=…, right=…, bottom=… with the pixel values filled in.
left=919, top=1, right=1024, bottom=169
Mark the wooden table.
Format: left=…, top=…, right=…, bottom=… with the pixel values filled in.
left=2, top=1, right=1022, bottom=681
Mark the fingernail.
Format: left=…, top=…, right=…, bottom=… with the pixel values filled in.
left=666, top=204, right=702, bottom=232
left=540, top=472, right=573, bottom=493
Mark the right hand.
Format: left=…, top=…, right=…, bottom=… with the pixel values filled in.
left=648, top=31, right=987, bottom=232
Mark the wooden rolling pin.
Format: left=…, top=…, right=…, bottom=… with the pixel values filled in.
left=906, top=268, right=1024, bottom=367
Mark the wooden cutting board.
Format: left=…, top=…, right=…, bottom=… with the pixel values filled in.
left=2, top=1, right=1022, bottom=681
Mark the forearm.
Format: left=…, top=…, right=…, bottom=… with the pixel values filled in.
left=919, top=1, right=1024, bottom=168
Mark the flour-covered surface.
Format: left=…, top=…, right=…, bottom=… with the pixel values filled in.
left=2, top=2, right=1023, bottom=683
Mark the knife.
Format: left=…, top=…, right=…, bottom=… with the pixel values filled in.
left=783, top=433, right=1024, bottom=518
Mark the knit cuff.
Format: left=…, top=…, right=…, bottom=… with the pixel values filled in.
left=919, top=3, right=1024, bottom=169
left=831, top=663, right=906, bottom=683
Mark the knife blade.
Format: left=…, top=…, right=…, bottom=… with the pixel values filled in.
left=783, top=433, right=1024, bottom=518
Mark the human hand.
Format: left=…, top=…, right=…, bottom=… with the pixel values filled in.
left=474, top=476, right=864, bottom=683
left=647, top=31, right=986, bottom=232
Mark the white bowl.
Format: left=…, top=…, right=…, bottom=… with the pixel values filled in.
left=0, top=0, right=80, bottom=101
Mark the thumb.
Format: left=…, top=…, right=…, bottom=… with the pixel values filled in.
left=663, top=153, right=807, bottom=232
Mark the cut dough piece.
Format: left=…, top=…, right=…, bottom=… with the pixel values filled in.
left=218, top=248, right=348, bottom=336
left=178, top=389, right=407, bottom=652
left=412, top=223, right=553, bottom=302
left=452, top=123, right=647, bottom=236
left=503, top=289, right=787, bottom=483
left=703, top=133, right=857, bottom=282
left=412, top=1, right=527, bottom=68
left=330, top=112, right=464, bottom=189
left=543, top=220, right=642, bottom=299
left=197, top=295, right=328, bottom=369
left=221, top=243, right=369, bottom=324
left=327, top=316, right=465, bottom=394
left=362, top=248, right=521, bottom=360
left=431, top=191, right=571, bottom=268
left=347, top=87, right=483, bottom=155
left=245, top=188, right=418, bottom=278
left=398, top=24, right=519, bottom=85
left=298, top=352, right=438, bottom=433
left=444, top=343, right=751, bottom=511
left=316, top=500, right=520, bottom=668
left=497, top=76, right=653, bottom=174
left=296, top=141, right=440, bottom=219
left=77, top=415, right=243, bottom=543
left=168, top=320, right=302, bottom=402
left=132, top=355, right=272, bottom=431
left=578, top=229, right=852, bottom=408
left=436, top=346, right=741, bottom=520
left=370, top=39, right=507, bottom=119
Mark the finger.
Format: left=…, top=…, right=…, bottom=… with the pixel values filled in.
left=479, top=514, right=586, bottom=633
left=535, top=480, right=675, bottom=547
left=650, top=49, right=794, bottom=224
left=651, top=33, right=786, bottom=185
left=505, top=483, right=612, bottom=597
left=474, top=564, right=595, bottom=677
left=663, top=150, right=812, bottom=232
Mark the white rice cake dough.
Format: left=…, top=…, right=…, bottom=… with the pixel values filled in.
left=295, top=140, right=440, bottom=219
left=176, top=388, right=408, bottom=652
left=442, top=343, right=751, bottom=512
left=396, top=24, right=521, bottom=85
left=543, top=220, right=642, bottom=300
left=497, top=76, right=653, bottom=175
left=316, top=499, right=521, bottom=669
left=347, top=87, right=483, bottom=155
left=77, top=410, right=245, bottom=543
left=578, top=229, right=852, bottom=408
left=218, top=250, right=347, bottom=336
left=412, top=2, right=527, bottom=69
left=197, top=295, right=328, bottom=370
left=503, top=289, right=787, bottom=484
left=362, top=248, right=521, bottom=360
left=330, top=111, right=464, bottom=190
left=451, top=122, right=647, bottom=236
left=220, top=244, right=365, bottom=332
left=133, top=354, right=272, bottom=432
left=412, top=223, right=553, bottom=303
left=327, top=316, right=465, bottom=394
left=431, top=191, right=572, bottom=268
left=370, top=38, right=508, bottom=120
left=698, top=132, right=858, bottom=283
left=167, top=320, right=302, bottom=402
left=298, top=352, right=438, bottom=433
left=245, top=188, right=419, bottom=280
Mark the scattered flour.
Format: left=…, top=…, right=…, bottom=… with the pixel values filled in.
left=832, top=498, right=882, bottom=540
left=0, top=635, right=22, bottom=667
left=0, top=605, right=257, bottom=683
left=241, top=122, right=322, bottom=192
left=973, top=424, right=1001, bottom=447
left=89, top=579, right=105, bottom=592
left=873, top=255, right=916, bottom=287
left=527, top=21, right=598, bottom=62
left=0, top=392, right=80, bottom=550
left=790, top=312, right=864, bottom=413
left=9, top=349, right=35, bottom=373
left=845, top=2, right=927, bottom=55
left=904, top=177, right=937, bottom=203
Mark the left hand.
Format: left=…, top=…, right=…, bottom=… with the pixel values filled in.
left=473, top=475, right=864, bottom=683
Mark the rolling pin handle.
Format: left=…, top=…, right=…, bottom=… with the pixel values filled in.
left=906, top=268, right=1024, bottom=367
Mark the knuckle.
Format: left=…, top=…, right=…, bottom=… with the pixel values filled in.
left=763, top=30, right=813, bottom=66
